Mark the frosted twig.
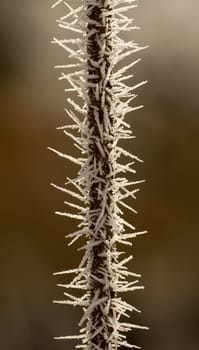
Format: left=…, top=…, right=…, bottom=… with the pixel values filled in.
left=50, top=0, right=148, bottom=349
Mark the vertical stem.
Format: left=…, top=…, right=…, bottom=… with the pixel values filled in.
left=86, top=1, right=116, bottom=349
left=51, top=1, right=147, bottom=348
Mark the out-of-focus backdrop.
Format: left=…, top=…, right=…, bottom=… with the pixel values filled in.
left=0, top=1, right=199, bottom=349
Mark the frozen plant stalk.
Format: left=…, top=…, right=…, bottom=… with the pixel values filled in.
left=50, top=0, right=148, bottom=349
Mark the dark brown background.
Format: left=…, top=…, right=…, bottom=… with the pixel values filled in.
left=0, top=1, right=198, bottom=349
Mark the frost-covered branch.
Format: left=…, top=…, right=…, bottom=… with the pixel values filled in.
left=50, top=0, right=148, bottom=349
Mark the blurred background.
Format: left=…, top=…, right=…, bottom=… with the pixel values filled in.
left=0, top=0, right=199, bottom=349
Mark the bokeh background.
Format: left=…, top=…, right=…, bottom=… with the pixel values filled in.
left=1, top=1, right=199, bottom=349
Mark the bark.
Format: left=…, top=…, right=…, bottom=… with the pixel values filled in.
left=86, top=2, right=116, bottom=348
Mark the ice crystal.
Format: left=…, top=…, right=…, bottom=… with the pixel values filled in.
left=50, top=0, right=148, bottom=349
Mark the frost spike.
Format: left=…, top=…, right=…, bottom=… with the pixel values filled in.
left=55, top=211, right=85, bottom=220
left=53, top=268, right=85, bottom=276
left=51, top=0, right=63, bottom=9
left=64, top=200, right=86, bottom=211
left=50, top=183, right=85, bottom=202
left=48, top=147, right=83, bottom=165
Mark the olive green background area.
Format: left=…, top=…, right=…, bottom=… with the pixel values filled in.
left=0, top=1, right=199, bottom=349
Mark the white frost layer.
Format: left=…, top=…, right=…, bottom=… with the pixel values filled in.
left=51, top=0, right=148, bottom=349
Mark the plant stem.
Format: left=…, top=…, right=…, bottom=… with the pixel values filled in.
left=51, top=1, right=148, bottom=349
left=86, top=1, right=116, bottom=348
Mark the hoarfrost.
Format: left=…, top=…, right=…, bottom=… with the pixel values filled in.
left=50, top=0, right=148, bottom=349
